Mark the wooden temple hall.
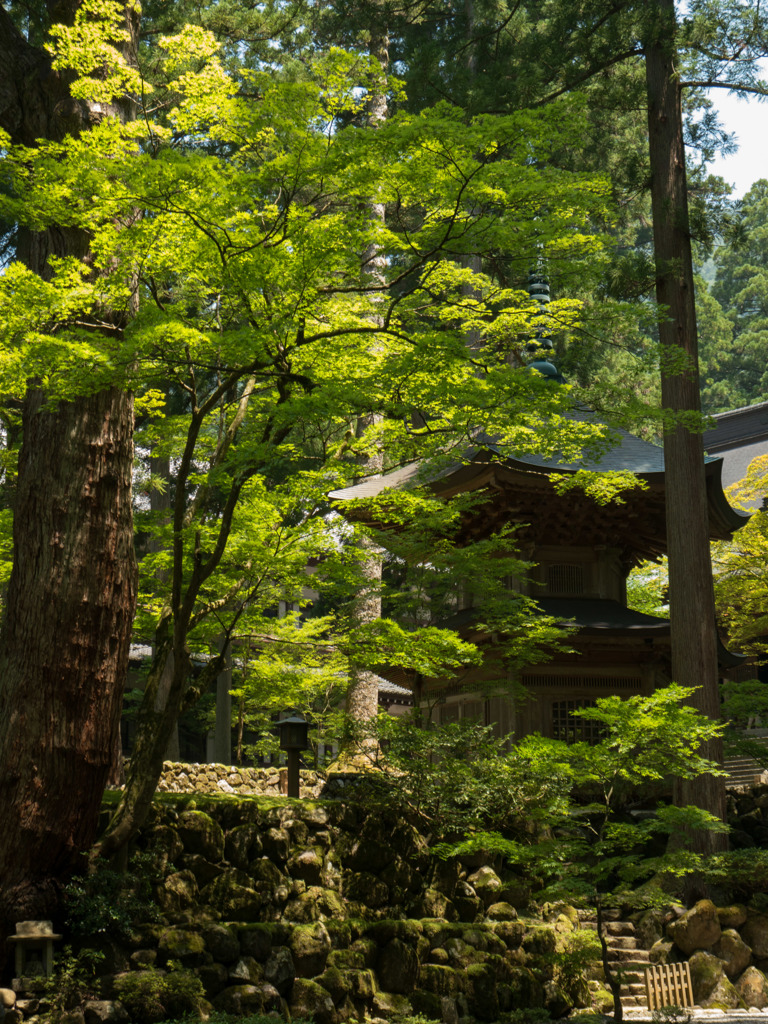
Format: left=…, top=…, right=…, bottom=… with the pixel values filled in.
left=330, top=414, right=749, bottom=744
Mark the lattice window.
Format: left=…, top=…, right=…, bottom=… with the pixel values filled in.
left=522, top=675, right=640, bottom=690
left=546, top=564, right=585, bottom=595
left=551, top=699, right=602, bottom=744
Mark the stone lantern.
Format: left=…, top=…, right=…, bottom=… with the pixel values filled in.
left=277, top=714, right=309, bottom=798
left=8, top=921, right=61, bottom=980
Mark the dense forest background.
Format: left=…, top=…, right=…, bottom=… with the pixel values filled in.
left=1, top=0, right=768, bottom=932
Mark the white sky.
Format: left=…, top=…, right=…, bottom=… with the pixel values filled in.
left=706, top=88, right=768, bottom=198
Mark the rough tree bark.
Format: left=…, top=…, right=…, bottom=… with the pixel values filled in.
left=644, top=0, right=727, bottom=852
left=344, top=23, right=389, bottom=733
left=0, top=2, right=138, bottom=941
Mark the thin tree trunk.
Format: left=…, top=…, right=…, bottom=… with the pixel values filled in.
left=644, top=0, right=727, bottom=854
left=344, top=23, right=388, bottom=733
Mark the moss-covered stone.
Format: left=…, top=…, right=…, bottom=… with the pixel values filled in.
left=349, top=938, right=377, bottom=968
left=201, top=924, right=239, bottom=964
left=689, top=950, right=732, bottom=1005
left=157, top=928, right=206, bottom=967
left=263, top=946, right=295, bottom=995
left=290, top=922, right=332, bottom=978
left=667, top=899, right=721, bottom=955
left=418, top=964, right=465, bottom=997
left=718, top=904, right=748, bottom=929
left=366, top=919, right=423, bottom=946
left=504, top=967, right=546, bottom=1010
left=466, top=961, right=499, bottom=1021
left=345, top=871, right=389, bottom=908
left=228, top=957, right=264, bottom=984
left=713, top=927, right=752, bottom=978
left=377, top=938, right=420, bottom=994
left=317, top=965, right=350, bottom=1003
left=491, top=921, right=525, bottom=949
left=211, top=984, right=264, bottom=1016
left=523, top=925, right=558, bottom=955
left=544, top=979, right=575, bottom=1018
left=409, top=888, right=458, bottom=921
left=466, top=866, right=502, bottom=908
left=373, top=990, right=412, bottom=1016
left=237, top=924, right=272, bottom=962
left=287, top=848, right=324, bottom=885
left=200, top=872, right=263, bottom=922
left=327, top=949, right=365, bottom=970
left=262, top=826, right=290, bottom=862
left=743, top=913, right=768, bottom=958
left=486, top=902, right=517, bottom=922
left=224, top=823, right=262, bottom=870
left=289, top=978, right=336, bottom=1024
left=736, top=966, right=768, bottom=1008
left=283, top=885, right=346, bottom=923
left=250, top=857, right=286, bottom=886
left=159, top=870, right=198, bottom=915
left=177, top=810, right=225, bottom=862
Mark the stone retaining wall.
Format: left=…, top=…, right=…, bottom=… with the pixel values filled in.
left=153, top=762, right=326, bottom=799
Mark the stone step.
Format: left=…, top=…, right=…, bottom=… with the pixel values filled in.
left=622, top=983, right=646, bottom=996
left=604, top=921, right=636, bottom=937
left=621, top=996, right=647, bottom=1008
left=606, top=948, right=650, bottom=963
left=605, top=935, right=639, bottom=950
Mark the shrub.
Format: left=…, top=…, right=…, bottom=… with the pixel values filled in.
left=114, top=967, right=206, bottom=1023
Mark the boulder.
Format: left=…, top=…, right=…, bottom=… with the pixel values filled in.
left=290, top=922, right=332, bottom=977
left=487, top=903, right=517, bottom=922
left=200, top=871, right=263, bottom=922
left=742, top=914, right=768, bottom=958
left=372, top=991, right=413, bottom=1016
left=635, top=908, right=667, bottom=949
left=283, top=886, right=346, bottom=923
left=262, top=827, right=291, bottom=861
left=228, top=957, right=263, bottom=984
left=466, top=866, right=502, bottom=908
left=290, top=978, right=336, bottom=1024
left=197, top=963, right=229, bottom=997
left=667, top=899, right=721, bottom=955
left=250, top=857, right=286, bottom=887
left=0, top=993, right=14, bottom=1009
left=409, top=888, right=457, bottom=920
left=544, top=980, right=574, bottom=1018
left=82, top=1002, right=129, bottom=1024
left=225, top=824, right=262, bottom=870
left=179, top=853, right=222, bottom=887
left=287, top=848, right=325, bottom=886
left=158, top=927, right=206, bottom=967
left=523, top=925, right=557, bottom=955
left=159, top=870, right=198, bottom=914
left=689, top=950, right=734, bottom=1006
left=176, top=810, right=225, bottom=861
left=649, top=939, right=681, bottom=965
left=418, top=964, right=464, bottom=998
left=377, top=938, right=419, bottom=994
left=264, top=947, right=296, bottom=995
left=202, top=924, right=240, bottom=964
left=345, top=872, right=389, bottom=909
left=491, top=921, right=525, bottom=949
left=238, top=924, right=272, bottom=962
left=712, top=928, right=752, bottom=978
left=736, top=966, right=768, bottom=1008
left=212, top=985, right=264, bottom=1016
left=718, top=904, right=748, bottom=929
left=466, top=962, right=499, bottom=1021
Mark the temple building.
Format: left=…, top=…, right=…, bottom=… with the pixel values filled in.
left=330, top=415, right=749, bottom=743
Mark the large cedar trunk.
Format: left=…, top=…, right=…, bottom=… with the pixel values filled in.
left=644, top=0, right=727, bottom=850
left=0, top=3, right=138, bottom=942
